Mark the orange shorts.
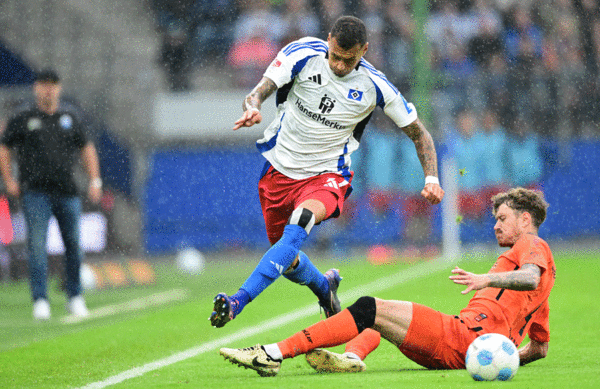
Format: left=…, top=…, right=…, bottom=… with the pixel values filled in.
left=398, top=303, right=479, bottom=369
left=258, top=164, right=353, bottom=244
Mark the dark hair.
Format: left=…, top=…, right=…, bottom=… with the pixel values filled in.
left=492, top=187, right=549, bottom=228
left=330, top=16, right=367, bottom=50
left=35, top=69, right=60, bottom=83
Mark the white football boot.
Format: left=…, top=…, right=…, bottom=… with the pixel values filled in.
left=305, top=349, right=366, bottom=373
left=220, top=344, right=281, bottom=377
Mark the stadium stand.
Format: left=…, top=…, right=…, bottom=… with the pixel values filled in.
left=1, top=0, right=600, bottom=257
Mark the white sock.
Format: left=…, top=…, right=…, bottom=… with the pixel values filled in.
left=263, top=343, right=283, bottom=361
left=343, top=352, right=361, bottom=360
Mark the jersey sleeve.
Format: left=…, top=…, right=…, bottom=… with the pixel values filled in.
left=0, top=115, right=24, bottom=147
left=513, top=235, right=550, bottom=272
left=263, top=37, right=327, bottom=88
left=361, top=61, right=418, bottom=127
left=61, top=104, right=90, bottom=149
left=527, top=299, right=550, bottom=342
left=73, top=116, right=89, bottom=148
left=74, top=124, right=88, bottom=148
left=383, top=94, right=418, bottom=128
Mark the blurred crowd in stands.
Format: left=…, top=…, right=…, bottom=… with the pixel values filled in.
left=151, top=0, right=600, bottom=137
left=151, top=0, right=600, bottom=254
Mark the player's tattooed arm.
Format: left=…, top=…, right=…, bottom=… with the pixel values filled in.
left=233, top=77, right=277, bottom=130
left=487, top=263, right=542, bottom=291
left=450, top=263, right=541, bottom=293
left=243, top=77, right=277, bottom=112
left=400, top=118, right=439, bottom=178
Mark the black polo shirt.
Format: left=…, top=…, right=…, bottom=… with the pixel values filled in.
left=1, top=104, right=88, bottom=196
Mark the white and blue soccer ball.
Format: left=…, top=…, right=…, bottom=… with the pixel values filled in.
left=465, top=333, right=520, bottom=381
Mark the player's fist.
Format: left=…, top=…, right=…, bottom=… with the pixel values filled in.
left=421, top=183, right=444, bottom=205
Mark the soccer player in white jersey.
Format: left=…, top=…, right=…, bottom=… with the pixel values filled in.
left=210, top=16, right=445, bottom=328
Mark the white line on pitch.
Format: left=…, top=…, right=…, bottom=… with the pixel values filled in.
left=77, top=258, right=456, bottom=389
left=61, top=289, right=189, bottom=325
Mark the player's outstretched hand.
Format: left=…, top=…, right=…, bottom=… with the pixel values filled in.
left=449, top=266, right=489, bottom=294
left=233, top=108, right=262, bottom=130
left=421, top=183, right=444, bottom=205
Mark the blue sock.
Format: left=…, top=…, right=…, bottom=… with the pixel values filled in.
left=235, top=224, right=308, bottom=315
left=230, top=289, right=251, bottom=317
left=283, top=250, right=329, bottom=301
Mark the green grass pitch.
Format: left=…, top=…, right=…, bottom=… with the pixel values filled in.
left=1, top=249, right=599, bottom=388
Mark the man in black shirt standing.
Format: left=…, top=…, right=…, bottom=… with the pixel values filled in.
left=0, top=69, right=102, bottom=320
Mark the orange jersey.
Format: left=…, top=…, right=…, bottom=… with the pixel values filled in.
left=459, top=234, right=556, bottom=346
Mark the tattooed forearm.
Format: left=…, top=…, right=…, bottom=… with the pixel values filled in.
left=401, top=118, right=439, bottom=177
left=487, top=263, right=541, bottom=291
left=243, top=77, right=278, bottom=111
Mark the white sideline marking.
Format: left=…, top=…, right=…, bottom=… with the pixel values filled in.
left=62, top=289, right=189, bottom=324
left=78, top=258, right=455, bottom=389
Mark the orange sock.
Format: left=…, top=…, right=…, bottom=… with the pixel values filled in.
left=344, top=328, right=381, bottom=360
left=277, top=309, right=360, bottom=359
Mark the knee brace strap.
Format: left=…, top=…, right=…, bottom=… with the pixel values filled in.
left=347, top=296, right=376, bottom=332
left=287, top=208, right=316, bottom=234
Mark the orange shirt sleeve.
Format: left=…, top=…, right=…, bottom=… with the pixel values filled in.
left=510, top=235, right=553, bottom=343
left=510, top=235, right=549, bottom=273
left=527, top=299, right=551, bottom=342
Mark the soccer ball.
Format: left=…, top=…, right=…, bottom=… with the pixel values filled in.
left=465, top=333, right=519, bottom=381
left=176, top=247, right=205, bottom=275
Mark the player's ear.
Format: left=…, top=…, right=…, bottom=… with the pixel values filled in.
left=520, top=211, right=533, bottom=229
left=362, top=42, right=369, bottom=57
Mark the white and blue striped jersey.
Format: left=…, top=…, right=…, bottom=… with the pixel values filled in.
left=257, top=37, right=418, bottom=180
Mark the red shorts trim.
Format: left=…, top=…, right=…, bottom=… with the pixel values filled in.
left=258, top=166, right=353, bottom=244
left=399, top=303, right=479, bottom=369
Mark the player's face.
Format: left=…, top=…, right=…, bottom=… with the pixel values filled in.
left=34, top=81, right=62, bottom=113
left=327, top=35, right=368, bottom=77
left=493, top=204, right=527, bottom=247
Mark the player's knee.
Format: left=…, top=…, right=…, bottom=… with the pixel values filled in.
left=287, top=207, right=316, bottom=234
left=347, top=296, right=376, bottom=332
